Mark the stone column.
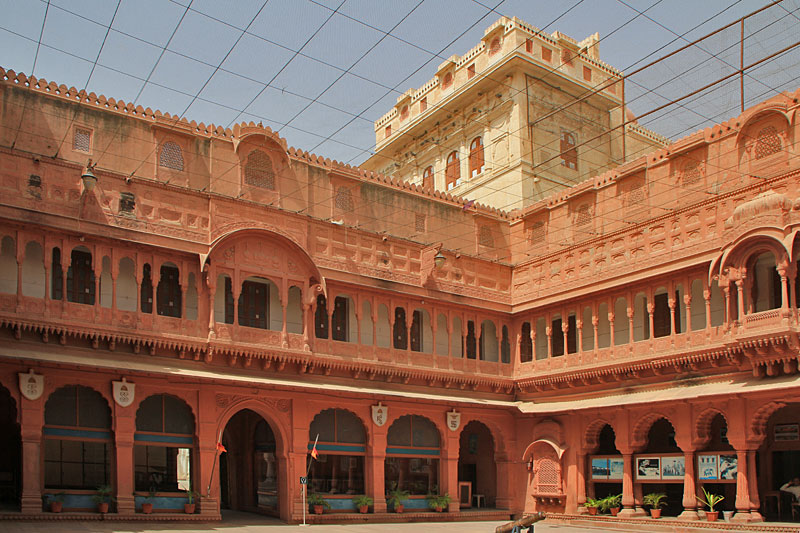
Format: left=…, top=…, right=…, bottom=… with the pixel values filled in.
left=495, top=458, right=513, bottom=510
left=197, top=389, right=220, bottom=516
left=747, top=449, right=763, bottom=521
left=668, top=297, right=676, bottom=336
left=302, top=303, right=311, bottom=351
left=207, top=276, right=217, bottom=339
left=703, top=288, right=712, bottom=330
left=647, top=303, right=655, bottom=339
left=618, top=452, right=635, bottom=517
left=20, top=393, right=44, bottom=514
left=576, top=452, right=587, bottom=513
left=778, top=266, right=791, bottom=324
left=576, top=319, right=583, bottom=354
left=15, top=256, right=23, bottom=311
left=677, top=449, right=699, bottom=520
left=591, top=316, right=598, bottom=351
left=368, top=425, right=388, bottom=512
left=561, top=322, right=568, bottom=356
left=627, top=306, right=635, bottom=344
left=684, top=293, right=692, bottom=332
left=545, top=326, right=552, bottom=358
left=114, top=406, right=136, bottom=515
left=281, top=296, right=289, bottom=348
left=732, top=449, right=754, bottom=522
left=43, top=259, right=50, bottom=313
left=443, top=432, right=460, bottom=512
left=608, top=313, right=615, bottom=348
left=735, top=279, right=745, bottom=325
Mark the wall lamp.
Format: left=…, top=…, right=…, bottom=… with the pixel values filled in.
left=81, top=160, right=97, bottom=193
left=434, top=250, right=446, bottom=269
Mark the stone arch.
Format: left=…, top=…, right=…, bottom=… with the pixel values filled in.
left=131, top=389, right=197, bottom=427
left=308, top=406, right=369, bottom=444
left=750, top=400, right=787, bottom=441
left=385, top=411, right=446, bottom=449
left=216, top=399, right=291, bottom=457
left=459, top=415, right=507, bottom=460
left=695, top=407, right=727, bottom=445
left=712, top=232, right=789, bottom=285
left=631, top=411, right=674, bottom=450
left=584, top=418, right=615, bottom=452
left=46, top=380, right=114, bottom=412
left=735, top=108, right=791, bottom=160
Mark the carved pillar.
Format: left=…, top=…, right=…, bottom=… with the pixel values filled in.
left=302, top=303, right=311, bottom=351
left=576, top=319, right=583, bottom=354
left=703, top=288, right=712, bottom=330
left=576, top=452, right=587, bottom=512
left=545, top=326, right=552, bottom=358
left=677, top=449, right=699, bottom=520
left=684, top=293, right=692, bottom=332
left=232, top=280, right=241, bottom=329
left=43, top=259, right=50, bottom=313
left=114, top=406, right=135, bottom=515
left=778, top=266, right=791, bottom=325
left=747, top=449, right=763, bottom=520
left=735, top=279, right=745, bottom=325
left=732, top=449, right=752, bottom=521
left=668, top=297, right=676, bottom=336
left=60, top=264, right=67, bottom=317
left=618, top=452, right=635, bottom=517
left=281, top=296, right=289, bottom=348
left=20, top=394, right=44, bottom=514
left=561, top=321, right=568, bottom=356
left=197, top=389, right=220, bottom=516
left=207, top=276, right=217, bottom=339
left=372, top=306, right=378, bottom=347
left=591, top=315, right=598, bottom=351
left=368, top=426, right=388, bottom=512
left=111, top=270, right=118, bottom=312
left=646, top=303, right=655, bottom=340
left=15, top=256, right=23, bottom=311
left=608, top=313, right=615, bottom=348
left=355, top=300, right=362, bottom=345
left=722, top=283, right=730, bottom=329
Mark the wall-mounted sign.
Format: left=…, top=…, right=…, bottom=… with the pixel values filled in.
left=447, top=409, right=461, bottom=432
left=18, top=370, right=44, bottom=401
left=371, top=403, right=388, bottom=427
left=590, top=456, right=624, bottom=480
left=718, top=454, right=737, bottom=480
left=775, top=423, right=799, bottom=442
left=636, top=457, right=661, bottom=480
left=112, top=378, right=135, bottom=407
left=698, top=454, right=718, bottom=480
left=660, top=456, right=685, bottom=480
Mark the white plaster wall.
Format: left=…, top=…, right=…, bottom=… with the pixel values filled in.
left=710, top=282, right=724, bottom=327
left=22, top=241, right=45, bottom=298
left=214, top=274, right=229, bottom=323
left=633, top=292, right=648, bottom=342
left=613, top=297, right=628, bottom=345
left=360, top=300, right=373, bottom=345
left=185, top=273, right=198, bottom=321
left=376, top=304, right=391, bottom=348
left=581, top=306, right=594, bottom=350
left=0, top=236, right=17, bottom=294
left=287, top=286, right=302, bottom=334
left=534, top=317, right=547, bottom=359
left=100, top=256, right=112, bottom=308
left=268, top=280, right=281, bottom=331
left=451, top=316, right=463, bottom=357
left=116, top=258, right=137, bottom=312
left=480, top=320, right=498, bottom=361
left=690, top=279, right=706, bottom=330
left=435, top=313, right=448, bottom=355
left=597, top=302, right=611, bottom=348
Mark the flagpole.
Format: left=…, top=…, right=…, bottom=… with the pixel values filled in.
left=300, top=434, right=319, bottom=527
left=207, top=430, right=224, bottom=498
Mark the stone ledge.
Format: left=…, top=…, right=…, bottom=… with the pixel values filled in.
left=0, top=513, right=222, bottom=521
left=546, top=513, right=800, bottom=532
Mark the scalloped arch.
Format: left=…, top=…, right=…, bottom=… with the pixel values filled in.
left=631, top=412, right=674, bottom=450
left=750, top=401, right=787, bottom=439
left=695, top=407, right=727, bottom=446
left=216, top=399, right=290, bottom=455
left=308, top=407, right=369, bottom=444
left=458, top=417, right=506, bottom=460
left=584, top=418, right=615, bottom=452
left=710, top=231, right=789, bottom=283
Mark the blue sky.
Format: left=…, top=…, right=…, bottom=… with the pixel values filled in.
left=1, top=0, right=798, bottom=165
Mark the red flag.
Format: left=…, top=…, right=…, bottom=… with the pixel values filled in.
left=216, top=442, right=227, bottom=453
left=310, top=442, right=318, bottom=460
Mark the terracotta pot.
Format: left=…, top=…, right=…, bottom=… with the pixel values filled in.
left=359, top=505, right=368, bottom=514
left=706, top=511, right=719, bottom=522
left=50, top=501, right=63, bottom=513
left=394, top=504, right=404, bottom=513
left=434, top=505, right=443, bottom=512
left=587, top=506, right=598, bottom=515
left=313, top=504, right=324, bottom=515
left=610, top=507, right=619, bottom=516
left=142, top=503, right=153, bottom=514
left=184, top=503, right=196, bottom=514
left=649, top=508, right=661, bottom=519
left=97, top=502, right=109, bottom=514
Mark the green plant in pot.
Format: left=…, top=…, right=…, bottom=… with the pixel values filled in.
left=307, top=493, right=331, bottom=515
left=600, top=494, right=622, bottom=516
left=352, top=495, right=373, bottom=514
left=387, top=483, right=410, bottom=513
left=583, top=497, right=603, bottom=515
left=49, top=492, right=66, bottom=513
left=92, top=485, right=114, bottom=514
left=426, top=493, right=451, bottom=512
left=696, top=487, right=724, bottom=522
left=141, top=488, right=157, bottom=514
left=184, top=479, right=199, bottom=514
left=643, top=492, right=667, bottom=518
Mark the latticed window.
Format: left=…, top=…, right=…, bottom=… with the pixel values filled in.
left=682, top=161, right=701, bottom=186
left=534, top=450, right=562, bottom=495
left=244, top=150, right=275, bottom=190
left=560, top=132, right=577, bottom=170
left=576, top=204, right=591, bottom=226
left=530, top=221, right=545, bottom=243
left=334, top=187, right=354, bottom=212
left=479, top=225, right=494, bottom=248
left=754, top=126, right=781, bottom=160
left=159, top=141, right=184, bottom=171
left=626, top=180, right=646, bottom=207
left=415, top=213, right=426, bottom=233
left=73, top=127, right=91, bottom=153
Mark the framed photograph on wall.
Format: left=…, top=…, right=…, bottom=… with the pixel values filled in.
left=636, top=457, right=661, bottom=480
left=774, top=424, right=799, bottom=442
left=609, top=458, right=624, bottom=480
left=591, top=457, right=610, bottom=480
left=661, top=456, right=685, bottom=480
left=698, top=454, right=718, bottom=480
left=718, top=454, right=737, bottom=480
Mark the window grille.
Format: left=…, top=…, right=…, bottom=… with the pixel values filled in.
left=530, top=221, right=545, bottom=243
left=119, top=192, right=136, bottom=214
left=682, top=162, right=701, bottom=186
left=754, top=126, right=781, bottom=160
left=159, top=141, right=184, bottom=171
left=335, top=187, right=354, bottom=212
left=479, top=225, right=494, bottom=248
left=244, top=150, right=275, bottom=190
left=73, top=128, right=91, bottom=153
left=415, top=213, right=426, bottom=233
left=576, top=204, right=591, bottom=226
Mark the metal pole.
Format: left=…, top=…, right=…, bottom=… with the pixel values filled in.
left=301, top=484, right=307, bottom=527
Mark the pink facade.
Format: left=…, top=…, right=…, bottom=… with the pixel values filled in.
left=0, top=61, right=799, bottom=525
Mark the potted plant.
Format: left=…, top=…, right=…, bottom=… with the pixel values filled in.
left=426, top=493, right=451, bottom=512
left=352, top=495, right=373, bottom=514
left=93, top=485, right=113, bottom=514
left=600, top=494, right=622, bottom=516
left=141, top=489, right=157, bottom=514
left=643, top=492, right=667, bottom=518
left=184, top=480, right=199, bottom=514
left=49, top=492, right=65, bottom=513
left=307, top=493, right=330, bottom=515
left=696, top=487, right=724, bottom=522
left=387, top=483, right=410, bottom=513
left=584, top=497, right=602, bottom=515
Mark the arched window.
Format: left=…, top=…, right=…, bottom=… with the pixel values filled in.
left=422, top=166, right=433, bottom=190
left=754, top=126, right=781, bottom=160
left=135, top=394, right=194, bottom=493
left=67, top=247, right=95, bottom=305
left=315, top=294, right=328, bottom=339
left=479, top=320, right=498, bottom=362
left=244, top=149, right=275, bottom=190
left=141, top=263, right=153, bottom=313
left=159, top=142, right=184, bottom=171
left=156, top=263, right=181, bottom=318
left=466, top=320, right=477, bottom=359
left=44, top=386, right=112, bottom=491
left=469, top=137, right=484, bottom=177
left=51, top=247, right=63, bottom=300
left=385, top=415, right=440, bottom=497
left=331, top=295, right=356, bottom=342
left=238, top=277, right=271, bottom=330
left=1, top=236, right=19, bottom=294
left=750, top=252, right=781, bottom=312
left=393, top=307, right=407, bottom=350
left=445, top=151, right=460, bottom=190
left=308, top=409, right=366, bottom=497
left=560, top=131, right=577, bottom=170
left=213, top=274, right=234, bottom=325
left=501, top=325, right=510, bottom=363
left=520, top=322, right=533, bottom=363
left=21, top=241, right=45, bottom=298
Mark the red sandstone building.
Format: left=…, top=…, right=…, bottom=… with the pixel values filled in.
left=0, top=16, right=799, bottom=526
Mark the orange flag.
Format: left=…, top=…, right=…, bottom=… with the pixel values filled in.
left=310, top=441, right=319, bottom=460
left=216, top=441, right=227, bottom=453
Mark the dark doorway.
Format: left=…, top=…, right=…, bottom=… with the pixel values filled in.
left=220, top=409, right=279, bottom=516
left=458, top=421, right=496, bottom=507
left=0, top=384, right=20, bottom=511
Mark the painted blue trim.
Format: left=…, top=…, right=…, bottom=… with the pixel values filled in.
left=321, top=498, right=356, bottom=511
left=134, top=434, right=193, bottom=445
left=308, top=443, right=365, bottom=453
left=134, top=495, right=188, bottom=510
left=386, top=447, right=440, bottom=456
left=43, top=427, right=111, bottom=439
